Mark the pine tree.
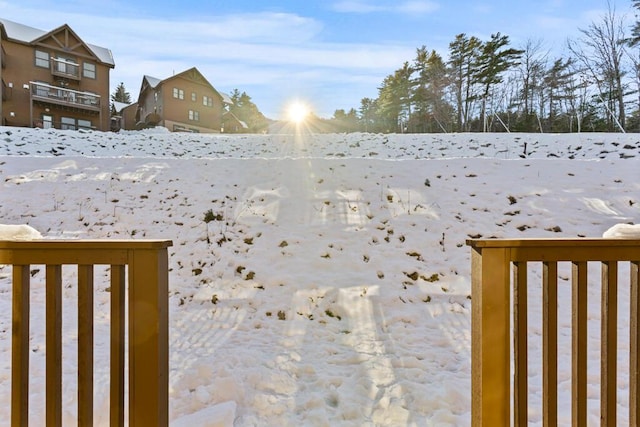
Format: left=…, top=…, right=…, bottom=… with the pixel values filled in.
left=110, top=82, right=131, bottom=115
left=358, top=98, right=377, bottom=132
left=474, top=33, right=523, bottom=131
left=448, top=34, right=482, bottom=131
left=228, top=90, right=269, bottom=133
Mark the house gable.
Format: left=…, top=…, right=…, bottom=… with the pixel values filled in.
left=134, top=67, right=225, bottom=133
left=166, top=67, right=224, bottom=102
left=32, top=24, right=101, bottom=64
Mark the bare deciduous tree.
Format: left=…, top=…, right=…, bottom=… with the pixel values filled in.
left=568, top=1, right=627, bottom=131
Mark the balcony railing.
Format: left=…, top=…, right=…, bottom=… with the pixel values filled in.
left=51, top=57, right=80, bottom=80
left=1, top=239, right=172, bottom=426
left=30, top=81, right=101, bottom=112
left=468, top=238, right=640, bottom=426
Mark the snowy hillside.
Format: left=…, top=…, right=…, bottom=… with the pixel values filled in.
left=0, top=126, right=639, bottom=426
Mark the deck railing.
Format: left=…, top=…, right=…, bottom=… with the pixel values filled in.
left=30, top=81, right=101, bottom=112
left=468, top=238, right=640, bottom=426
left=1, top=239, right=172, bottom=426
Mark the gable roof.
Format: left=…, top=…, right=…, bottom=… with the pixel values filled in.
left=112, top=101, right=134, bottom=114
left=0, top=17, right=114, bottom=67
left=223, top=111, right=248, bottom=129
left=166, top=67, right=219, bottom=93
left=142, top=75, right=163, bottom=89
left=142, top=67, right=225, bottom=101
left=220, top=92, right=233, bottom=105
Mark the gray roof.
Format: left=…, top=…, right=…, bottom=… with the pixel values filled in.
left=220, top=92, right=233, bottom=105
left=0, top=17, right=114, bottom=66
left=112, top=101, right=134, bottom=113
left=143, top=75, right=163, bottom=89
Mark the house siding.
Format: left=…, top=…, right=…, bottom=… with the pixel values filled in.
left=136, top=68, right=224, bottom=133
left=0, top=19, right=114, bottom=131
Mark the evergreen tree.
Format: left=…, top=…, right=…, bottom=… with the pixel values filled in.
left=110, top=82, right=131, bottom=115
left=228, top=90, right=269, bottom=133
left=376, top=72, right=405, bottom=132
left=474, top=33, right=523, bottom=131
left=411, top=46, right=430, bottom=131
left=358, top=97, right=377, bottom=132
left=543, top=58, right=576, bottom=131
left=331, top=108, right=359, bottom=132
left=424, top=50, right=451, bottom=132
left=448, top=34, right=482, bottom=131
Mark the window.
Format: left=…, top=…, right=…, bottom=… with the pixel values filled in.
left=41, top=114, right=53, bottom=129
left=173, top=88, right=184, bottom=99
left=35, top=50, right=50, bottom=68
left=203, top=96, right=213, bottom=107
left=83, top=62, right=96, bottom=79
left=55, top=56, right=77, bottom=74
left=77, top=119, right=92, bottom=130
left=188, top=110, right=199, bottom=121
left=191, top=92, right=197, bottom=102
left=60, top=117, right=76, bottom=130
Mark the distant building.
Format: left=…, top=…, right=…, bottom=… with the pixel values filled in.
left=222, top=111, right=248, bottom=133
left=0, top=18, right=115, bottom=131
left=110, top=101, right=137, bottom=132
left=133, top=67, right=227, bottom=133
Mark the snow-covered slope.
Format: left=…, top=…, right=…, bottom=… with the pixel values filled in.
left=0, top=127, right=638, bottom=425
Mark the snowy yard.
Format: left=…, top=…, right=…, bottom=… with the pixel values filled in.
left=0, top=127, right=639, bottom=425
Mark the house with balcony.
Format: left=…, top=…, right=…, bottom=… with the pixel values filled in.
left=133, top=67, right=227, bottom=133
left=0, top=18, right=114, bottom=131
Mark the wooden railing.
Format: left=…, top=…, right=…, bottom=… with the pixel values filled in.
left=468, top=238, right=640, bottom=426
left=1, top=239, right=172, bottom=426
left=30, top=81, right=101, bottom=112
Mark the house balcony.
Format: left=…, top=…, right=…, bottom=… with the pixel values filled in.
left=50, top=57, right=80, bottom=80
left=30, top=81, right=101, bottom=113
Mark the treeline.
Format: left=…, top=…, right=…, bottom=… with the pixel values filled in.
left=227, top=89, right=270, bottom=133
left=325, top=3, right=640, bottom=133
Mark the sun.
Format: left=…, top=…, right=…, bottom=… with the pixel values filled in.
left=286, top=101, right=310, bottom=124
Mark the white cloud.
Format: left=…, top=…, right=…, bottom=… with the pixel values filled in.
left=397, top=1, right=439, bottom=14
left=332, top=1, right=384, bottom=13
left=332, top=0, right=439, bottom=15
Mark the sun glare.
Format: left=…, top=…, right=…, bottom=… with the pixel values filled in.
left=286, top=101, right=309, bottom=124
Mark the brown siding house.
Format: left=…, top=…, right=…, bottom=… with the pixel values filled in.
left=0, top=18, right=115, bottom=131
left=222, top=111, right=248, bottom=133
left=134, top=67, right=225, bottom=133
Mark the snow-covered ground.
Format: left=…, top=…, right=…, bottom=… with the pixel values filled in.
left=0, top=126, right=639, bottom=426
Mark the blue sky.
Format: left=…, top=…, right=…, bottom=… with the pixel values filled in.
left=1, top=0, right=630, bottom=119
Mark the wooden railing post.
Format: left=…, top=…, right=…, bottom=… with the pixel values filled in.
left=631, top=261, right=640, bottom=426
left=45, top=265, right=62, bottom=426
left=471, top=246, right=511, bottom=426
left=12, top=264, right=30, bottom=427
left=78, top=264, right=94, bottom=425
left=128, top=247, right=169, bottom=427
left=110, top=264, right=126, bottom=427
